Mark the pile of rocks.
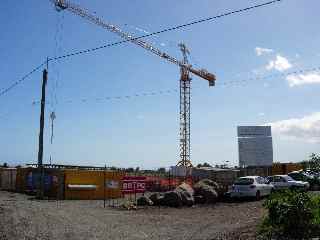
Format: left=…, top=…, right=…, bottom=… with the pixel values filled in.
left=137, top=179, right=222, bottom=208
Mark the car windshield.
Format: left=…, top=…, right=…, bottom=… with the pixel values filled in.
left=234, top=178, right=254, bottom=185
left=282, top=175, right=294, bottom=181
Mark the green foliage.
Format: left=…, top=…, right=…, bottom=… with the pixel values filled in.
left=311, top=194, right=320, bottom=227
left=1, top=162, right=8, bottom=168
left=302, top=153, right=320, bottom=171
left=259, top=190, right=320, bottom=239
left=309, top=153, right=320, bottom=171
left=157, top=167, right=166, bottom=174
left=196, top=162, right=212, bottom=168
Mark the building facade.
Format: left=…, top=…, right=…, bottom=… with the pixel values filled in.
left=237, top=126, right=273, bottom=167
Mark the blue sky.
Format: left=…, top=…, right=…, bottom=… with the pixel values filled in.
left=1, top=0, right=320, bottom=169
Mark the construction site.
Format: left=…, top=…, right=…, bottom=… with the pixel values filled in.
left=1, top=0, right=320, bottom=239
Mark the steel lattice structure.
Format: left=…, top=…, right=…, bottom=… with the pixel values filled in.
left=52, top=0, right=216, bottom=167
left=177, top=43, right=192, bottom=167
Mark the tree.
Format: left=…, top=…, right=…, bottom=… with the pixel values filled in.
left=1, top=162, right=8, bottom=168
left=157, top=167, right=166, bottom=174
left=196, top=162, right=212, bottom=168
left=126, top=167, right=134, bottom=173
left=305, top=153, right=320, bottom=171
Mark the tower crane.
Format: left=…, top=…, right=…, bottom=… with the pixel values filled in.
left=52, top=0, right=216, bottom=167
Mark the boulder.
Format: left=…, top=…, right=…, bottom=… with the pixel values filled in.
left=175, top=182, right=194, bottom=196
left=194, top=179, right=219, bottom=190
left=179, top=190, right=194, bottom=207
left=175, top=183, right=194, bottom=207
left=149, top=193, right=165, bottom=206
left=194, top=179, right=219, bottom=204
left=121, top=200, right=137, bottom=210
left=194, top=195, right=206, bottom=204
left=163, top=191, right=183, bottom=208
left=137, top=196, right=153, bottom=206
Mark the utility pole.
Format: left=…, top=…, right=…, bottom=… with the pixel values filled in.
left=37, top=67, right=48, bottom=199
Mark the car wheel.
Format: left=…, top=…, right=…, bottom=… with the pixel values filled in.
left=290, top=186, right=300, bottom=191
left=312, top=184, right=320, bottom=191
left=255, top=190, right=261, bottom=201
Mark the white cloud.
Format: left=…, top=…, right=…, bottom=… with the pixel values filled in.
left=266, top=55, right=292, bottom=72
left=255, top=47, right=273, bottom=56
left=269, top=112, right=320, bottom=143
left=286, top=73, right=320, bottom=87
left=258, top=112, right=265, bottom=117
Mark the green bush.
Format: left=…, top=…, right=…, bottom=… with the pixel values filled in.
left=259, top=190, right=320, bottom=240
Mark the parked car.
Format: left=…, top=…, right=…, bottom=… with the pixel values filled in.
left=305, top=169, right=320, bottom=178
left=230, top=176, right=274, bottom=200
left=288, top=170, right=320, bottom=191
left=266, top=175, right=310, bottom=191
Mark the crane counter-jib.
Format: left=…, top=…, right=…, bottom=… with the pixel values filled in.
left=51, top=0, right=216, bottom=86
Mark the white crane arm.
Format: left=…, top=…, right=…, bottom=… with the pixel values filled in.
left=51, top=0, right=216, bottom=85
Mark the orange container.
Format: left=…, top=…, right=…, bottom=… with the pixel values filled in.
left=64, top=170, right=124, bottom=200
left=272, top=163, right=303, bottom=175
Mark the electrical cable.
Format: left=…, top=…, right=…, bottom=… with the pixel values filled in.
left=48, top=0, right=282, bottom=61
left=29, top=65, right=320, bottom=106
left=0, top=62, right=46, bottom=97
left=0, top=0, right=282, bottom=97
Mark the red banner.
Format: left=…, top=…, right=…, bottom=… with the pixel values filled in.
left=122, top=176, right=146, bottom=194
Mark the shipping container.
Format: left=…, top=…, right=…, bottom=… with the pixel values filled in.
left=192, top=167, right=240, bottom=190
left=64, top=170, right=124, bottom=200
left=272, top=163, right=303, bottom=175
left=170, top=166, right=192, bottom=177
left=0, top=168, right=17, bottom=191
left=16, top=167, right=34, bottom=193
left=25, top=168, right=64, bottom=199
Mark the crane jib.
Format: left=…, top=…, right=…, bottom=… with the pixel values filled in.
left=52, top=0, right=216, bottom=86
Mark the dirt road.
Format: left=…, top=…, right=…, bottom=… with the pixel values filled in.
left=0, top=191, right=265, bottom=240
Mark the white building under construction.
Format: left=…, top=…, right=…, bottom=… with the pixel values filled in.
left=237, top=126, right=273, bottom=167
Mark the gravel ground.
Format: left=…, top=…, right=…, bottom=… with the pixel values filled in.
left=0, top=191, right=266, bottom=240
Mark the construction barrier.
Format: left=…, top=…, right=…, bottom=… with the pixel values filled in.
left=16, top=167, right=65, bottom=199
left=272, top=163, right=303, bottom=175
left=16, top=167, right=33, bottom=193
left=64, top=170, right=124, bottom=200
left=0, top=168, right=17, bottom=191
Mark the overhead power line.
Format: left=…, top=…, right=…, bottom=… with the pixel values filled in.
left=31, top=89, right=179, bottom=106
left=220, top=66, right=320, bottom=86
left=0, top=62, right=46, bottom=97
left=0, top=0, right=282, bottom=97
left=30, top=65, right=320, bottom=106
left=49, top=0, right=282, bottom=61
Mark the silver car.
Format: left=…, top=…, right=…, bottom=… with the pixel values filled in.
left=266, top=175, right=310, bottom=191
left=230, top=176, right=274, bottom=200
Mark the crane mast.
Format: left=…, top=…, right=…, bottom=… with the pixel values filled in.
left=52, top=0, right=216, bottom=167
left=177, top=43, right=192, bottom=167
